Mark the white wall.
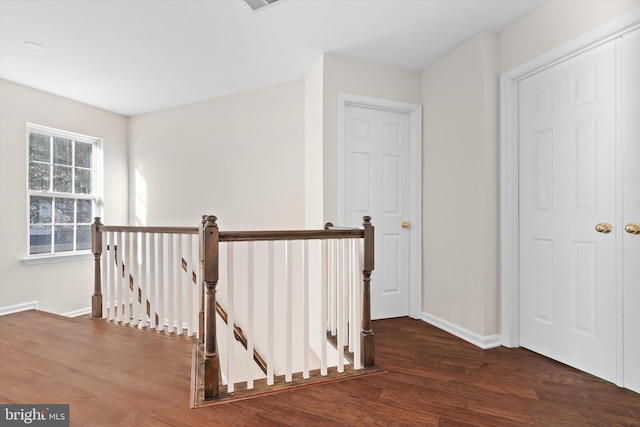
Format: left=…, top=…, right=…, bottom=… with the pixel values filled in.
left=304, top=56, right=325, bottom=229
left=0, top=79, right=128, bottom=315
left=421, top=32, right=499, bottom=336
left=128, top=80, right=306, bottom=231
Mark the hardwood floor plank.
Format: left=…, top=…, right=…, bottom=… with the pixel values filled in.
left=1, top=312, right=639, bottom=426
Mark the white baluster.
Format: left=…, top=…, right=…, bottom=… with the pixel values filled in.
left=103, top=232, right=117, bottom=320
left=157, top=233, right=165, bottom=333
left=99, top=232, right=106, bottom=318
left=354, top=239, right=363, bottom=369
left=125, top=232, right=135, bottom=325
left=104, top=232, right=112, bottom=320
left=341, top=239, right=349, bottom=359
left=115, top=232, right=123, bottom=323
left=167, top=234, right=175, bottom=333
left=143, top=232, right=150, bottom=328
left=329, top=239, right=336, bottom=335
left=148, top=233, right=156, bottom=329
left=176, top=234, right=189, bottom=335
left=185, top=235, right=193, bottom=336
left=131, top=232, right=140, bottom=328
left=267, top=240, right=274, bottom=385
left=124, top=233, right=135, bottom=324
left=190, top=235, right=199, bottom=338
left=247, top=241, right=255, bottom=389
left=320, top=239, right=328, bottom=376
left=349, top=239, right=362, bottom=354
left=302, top=239, right=310, bottom=379
left=348, top=239, right=356, bottom=353
left=227, top=242, right=235, bottom=393
left=198, top=235, right=203, bottom=340
left=285, top=240, right=293, bottom=382
left=337, top=239, right=344, bottom=373
left=115, top=232, right=131, bottom=325
left=175, top=234, right=184, bottom=335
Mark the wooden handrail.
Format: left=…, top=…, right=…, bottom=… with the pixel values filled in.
left=96, top=225, right=363, bottom=241
left=97, top=225, right=199, bottom=234
left=219, top=228, right=363, bottom=242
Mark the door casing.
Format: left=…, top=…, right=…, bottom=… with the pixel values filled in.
left=338, top=93, right=422, bottom=319
left=499, top=10, right=640, bottom=387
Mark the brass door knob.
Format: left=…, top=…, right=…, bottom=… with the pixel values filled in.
left=595, top=222, right=612, bottom=234
left=626, top=223, right=640, bottom=235
left=402, top=221, right=410, bottom=229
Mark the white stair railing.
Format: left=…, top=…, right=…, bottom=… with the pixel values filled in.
left=93, top=222, right=201, bottom=337
left=90, top=215, right=376, bottom=404
left=199, top=216, right=375, bottom=401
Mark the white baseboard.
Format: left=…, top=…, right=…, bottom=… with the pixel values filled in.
left=62, top=307, right=92, bottom=318
left=0, top=301, right=38, bottom=316
left=421, top=312, right=501, bottom=350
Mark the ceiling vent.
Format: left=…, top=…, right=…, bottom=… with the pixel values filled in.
left=243, top=0, right=280, bottom=11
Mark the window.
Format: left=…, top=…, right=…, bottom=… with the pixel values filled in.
left=27, top=124, right=102, bottom=258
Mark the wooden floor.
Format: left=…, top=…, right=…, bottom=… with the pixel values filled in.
left=1, top=311, right=638, bottom=426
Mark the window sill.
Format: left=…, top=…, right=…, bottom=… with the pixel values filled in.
left=23, top=252, right=94, bottom=266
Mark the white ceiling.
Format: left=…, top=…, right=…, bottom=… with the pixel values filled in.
left=0, top=0, right=546, bottom=116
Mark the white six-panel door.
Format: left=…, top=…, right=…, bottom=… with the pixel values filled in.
left=518, top=40, right=618, bottom=382
left=343, top=105, right=410, bottom=319
left=622, top=28, right=640, bottom=393
left=518, top=29, right=640, bottom=391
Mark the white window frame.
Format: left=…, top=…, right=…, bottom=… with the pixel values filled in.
left=23, top=123, right=103, bottom=265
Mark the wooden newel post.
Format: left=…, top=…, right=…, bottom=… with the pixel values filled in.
left=361, top=216, right=375, bottom=367
left=199, top=215, right=206, bottom=344
left=201, top=215, right=220, bottom=399
left=91, top=217, right=103, bottom=318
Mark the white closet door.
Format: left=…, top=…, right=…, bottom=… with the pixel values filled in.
left=622, top=28, right=640, bottom=394
left=519, top=39, right=618, bottom=382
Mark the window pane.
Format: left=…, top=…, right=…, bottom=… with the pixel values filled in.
left=27, top=127, right=100, bottom=257
left=54, top=225, right=74, bottom=252
left=76, top=225, right=91, bottom=251
left=75, top=142, right=92, bottom=168
left=77, top=199, right=93, bottom=223
left=53, top=137, right=72, bottom=165
left=30, top=225, right=52, bottom=254
left=75, top=168, right=92, bottom=194
left=29, top=162, right=51, bottom=191
left=53, top=165, right=72, bottom=192
left=30, top=196, right=53, bottom=223
left=29, top=133, right=50, bottom=162
left=55, top=198, right=75, bottom=223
